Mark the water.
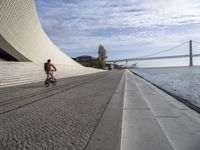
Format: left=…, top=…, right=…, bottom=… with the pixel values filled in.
left=130, top=66, right=200, bottom=108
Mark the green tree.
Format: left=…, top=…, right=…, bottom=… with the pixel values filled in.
left=98, top=45, right=107, bottom=69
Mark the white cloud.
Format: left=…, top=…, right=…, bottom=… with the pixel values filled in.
left=36, top=0, right=200, bottom=58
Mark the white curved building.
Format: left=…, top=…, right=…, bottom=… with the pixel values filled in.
left=0, top=0, right=81, bottom=66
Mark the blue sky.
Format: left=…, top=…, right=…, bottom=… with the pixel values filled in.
left=36, top=0, right=200, bottom=67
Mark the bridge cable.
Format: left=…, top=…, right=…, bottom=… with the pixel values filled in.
left=193, top=41, right=200, bottom=45
left=137, top=41, right=188, bottom=59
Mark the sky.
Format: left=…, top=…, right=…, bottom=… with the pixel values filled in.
left=36, top=0, right=200, bottom=67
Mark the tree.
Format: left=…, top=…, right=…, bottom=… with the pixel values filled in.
left=98, top=45, right=107, bottom=60
left=98, top=45, right=107, bottom=69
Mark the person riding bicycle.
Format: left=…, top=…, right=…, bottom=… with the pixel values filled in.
left=44, top=59, right=57, bottom=80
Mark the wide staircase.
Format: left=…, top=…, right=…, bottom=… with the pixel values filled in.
left=0, top=62, right=102, bottom=88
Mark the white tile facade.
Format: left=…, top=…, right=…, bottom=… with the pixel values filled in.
left=0, top=0, right=80, bottom=66
left=0, top=0, right=103, bottom=87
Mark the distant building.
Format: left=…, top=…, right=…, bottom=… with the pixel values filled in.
left=105, top=63, right=120, bottom=70
left=73, top=55, right=97, bottom=67
left=73, top=55, right=96, bottom=62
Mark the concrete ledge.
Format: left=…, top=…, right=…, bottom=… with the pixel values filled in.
left=86, top=70, right=126, bottom=150
left=127, top=70, right=200, bottom=150
left=131, top=69, right=200, bottom=114
left=121, top=70, right=173, bottom=150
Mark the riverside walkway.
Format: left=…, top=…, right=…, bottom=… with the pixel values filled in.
left=0, top=70, right=200, bottom=150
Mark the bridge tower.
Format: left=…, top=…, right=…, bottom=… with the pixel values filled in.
left=126, top=59, right=128, bottom=68
left=189, top=40, right=193, bottom=67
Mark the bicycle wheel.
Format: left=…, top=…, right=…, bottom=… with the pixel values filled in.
left=44, top=80, right=49, bottom=87
left=53, top=78, right=57, bottom=86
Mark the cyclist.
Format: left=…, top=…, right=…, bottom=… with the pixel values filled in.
left=44, top=59, right=57, bottom=80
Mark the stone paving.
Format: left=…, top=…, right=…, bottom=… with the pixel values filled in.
left=0, top=70, right=124, bottom=150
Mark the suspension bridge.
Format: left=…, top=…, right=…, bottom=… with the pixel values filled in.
left=106, top=40, right=200, bottom=67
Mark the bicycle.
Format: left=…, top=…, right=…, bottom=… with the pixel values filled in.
left=44, top=70, right=57, bottom=87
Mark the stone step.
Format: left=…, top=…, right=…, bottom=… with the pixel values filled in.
left=0, top=79, right=43, bottom=88
left=0, top=62, right=103, bottom=88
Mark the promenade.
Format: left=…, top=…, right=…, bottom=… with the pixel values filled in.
left=0, top=70, right=200, bottom=150
left=0, top=70, right=123, bottom=150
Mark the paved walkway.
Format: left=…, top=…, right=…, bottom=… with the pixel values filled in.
left=0, top=69, right=200, bottom=150
left=0, top=71, right=123, bottom=150
left=121, top=70, right=200, bottom=150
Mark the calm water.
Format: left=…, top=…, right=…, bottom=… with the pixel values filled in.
left=130, top=66, right=200, bottom=108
